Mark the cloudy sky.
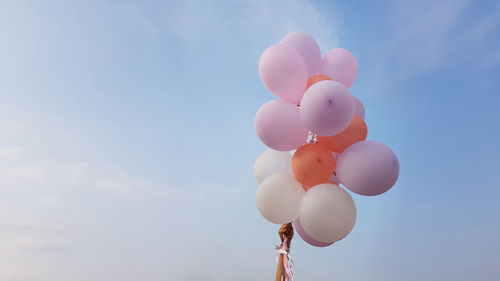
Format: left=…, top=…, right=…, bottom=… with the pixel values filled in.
left=0, top=0, right=499, bottom=280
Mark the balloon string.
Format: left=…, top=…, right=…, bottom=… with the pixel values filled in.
left=307, top=132, right=317, bottom=144
left=282, top=237, right=293, bottom=281
left=306, top=132, right=317, bottom=144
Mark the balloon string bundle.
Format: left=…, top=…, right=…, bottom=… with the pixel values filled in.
left=307, top=132, right=317, bottom=144
left=275, top=223, right=294, bottom=281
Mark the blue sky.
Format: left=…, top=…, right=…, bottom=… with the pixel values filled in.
left=0, top=0, right=499, bottom=280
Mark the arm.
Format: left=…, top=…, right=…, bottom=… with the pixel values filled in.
left=275, top=223, right=294, bottom=281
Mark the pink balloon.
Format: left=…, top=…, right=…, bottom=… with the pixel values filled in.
left=331, top=151, right=339, bottom=159
left=336, top=140, right=399, bottom=196
left=300, top=80, right=354, bottom=136
left=329, top=172, right=340, bottom=184
left=293, top=219, right=333, bottom=247
left=319, top=48, right=358, bottom=88
left=259, top=44, right=308, bottom=104
left=255, top=100, right=308, bottom=151
left=281, top=32, right=321, bottom=78
left=353, top=96, right=365, bottom=119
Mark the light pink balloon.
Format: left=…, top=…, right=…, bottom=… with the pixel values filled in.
left=319, top=48, right=358, bottom=88
left=336, top=140, right=400, bottom=196
left=255, top=100, right=308, bottom=151
left=281, top=32, right=321, bottom=78
left=329, top=172, right=340, bottom=184
left=300, top=80, right=354, bottom=136
left=353, top=96, right=365, bottom=119
left=293, top=219, right=333, bottom=247
left=259, top=44, right=308, bottom=104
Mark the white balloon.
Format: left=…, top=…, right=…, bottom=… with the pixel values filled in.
left=256, top=173, right=305, bottom=224
left=254, top=149, right=292, bottom=184
left=353, top=96, right=365, bottom=119
left=299, top=183, right=356, bottom=243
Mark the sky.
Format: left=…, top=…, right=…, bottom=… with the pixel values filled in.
left=0, top=0, right=499, bottom=280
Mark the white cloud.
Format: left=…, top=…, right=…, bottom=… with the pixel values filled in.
left=0, top=106, right=156, bottom=197
left=391, top=0, right=470, bottom=76
left=0, top=219, right=69, bottom=235
left=0, top=0, right=332, bottom=277
left=0, top=146, right=24, bottom=160
left=358, top=0, right=500, bottom=96
left=164, top=0, right=339, bottom=51
left=39, top=194, right=60, bottom=206
left=386, top=0, right=500, bottom=79
left=0, top=101, right=266, bottom=281
left=473, top=2, right=500, bottom=39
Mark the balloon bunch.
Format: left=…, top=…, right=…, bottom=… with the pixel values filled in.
left=254, top=32, right=400, bottom=247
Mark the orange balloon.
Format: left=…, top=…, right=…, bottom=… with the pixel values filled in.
left=306, top=74, right=332, bottom=90
left=317, top=114, right=368, bottom=153
left=302, top=179, right=338, bottom=191
left=292, top=143, right=336, bottom=187
left=302, top=184, right=312, bottom=191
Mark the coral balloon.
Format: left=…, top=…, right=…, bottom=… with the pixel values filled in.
left=259, top=44, right=308, bottom=104
left=256, top=173, right=305, bottom=224
left=319, top=48, right=358, bottom=88
left=328, top=153, right=340, bottom=184
left=254, top=149, right=292, bottom=184
left=291, top=143, right=335, bottom=187
left=255, top=100, right=309, bottom=151
left=281, top=32, right=321, bottom=78
left=300, top=80, right=354, bottom=136
left=353, top=96, right=365, bottom=119
left=306, top=74, right=332, bottom=90
left=317, top=114, right=368, bottom=153
left=293, top=219, right=333, bottom=247
left=299, top=183, right=356, bottom=243
left=336, top=140, right=400, bottom=196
